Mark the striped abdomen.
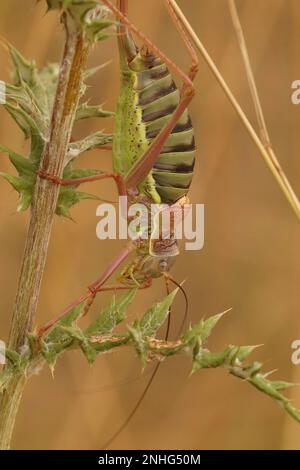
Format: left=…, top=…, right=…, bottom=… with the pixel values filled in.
left=132, top=52, right=196, bottom=204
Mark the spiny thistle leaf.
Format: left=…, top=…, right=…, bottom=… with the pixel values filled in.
left=0, top=145, right=35, bottom=177
left=38, top=64, right=60, bottom=115
left=192, top=347, right=232, bottom=372
left=0, top=368, right=14, bottom=394
left=85, top=290, right=137, bottom=338
left=0, top=40, right=50, bottom=211
left=6, top=42, right=44, bottom=99
left=283, top=403, right=300, bottom=424
left=44, top=1, right=115, bottom=43
left=82, top=333, right=130, bottom=364
left=2, top=301, right=300, bottom=425
left=75, top=102, right=114, bottom=121
left=127, top=324, right=148, bottom=368
left=147, top=338, right=185, bottom=357
left=0, top=38, right=113, bottom=217
left=82, top=290, right=136, bottom=363
left=88, top=334, right=129, bottom=353
left=248, top=373, right=291, bottom=401
left=0, top=144, right=37, bottom=211
left=183, top=309, right=230, bottom=346
left=4, top=102, right=45, bottom=144
left=83, top=62, right=111, bottom=80
left=56, top=167, right=104, bottom=218
left=127, top=289, right=179, bottom=367
left=233, top=345, right=262, bottom=363
left=4, top=349, right=22, bottom=368
left=270, top=380, right=296, bottom=391
left=1, top=38, right=53, bottom=139
left=67, top=131, right=112, bottom=163
left=0, top=172, right=35, bottom=212
left=56, top=189, right=99, bottom=218
left=0, top=347, right=28, bottom=392
left=41, top=301, right=87, bottom=372
left=5, top=83, right=48, bottom=138
left=139, top=288, right=179, bottom=337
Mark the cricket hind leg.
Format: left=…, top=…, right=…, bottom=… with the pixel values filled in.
left=101, top=0, right=199, bottom=190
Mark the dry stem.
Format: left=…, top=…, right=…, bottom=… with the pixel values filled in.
left=170, top=0, right=300, bottom=221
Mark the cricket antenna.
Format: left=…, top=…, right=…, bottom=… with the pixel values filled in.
left=163, top=273, right=189, bottom=336
left=100, top=361, right=160, bottom=450
left=101, top=278, right=173, bottom=450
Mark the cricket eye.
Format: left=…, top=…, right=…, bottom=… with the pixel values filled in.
left=159, top=259, right=168, bottom=272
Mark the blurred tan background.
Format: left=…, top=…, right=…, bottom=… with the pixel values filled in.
left=0, top=0, right=299, bottom=450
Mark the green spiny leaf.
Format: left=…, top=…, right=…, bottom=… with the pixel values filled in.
left=41, top=301, right=88, bottom=372
left=148, top=338, right=185, bottom=357
left=82, top=333, right=130, bottom=363
left=17, top=189, right=34, bottom=212
left=127, top=324, right=148, bottom=368
left=43, top=301, right=87, bottom=346
left=1, top=39, right=113, bottom=218
left=84, top=19, right=114, bottom=43
left=0, top=144, right=36, bottom=211
left=5, top=349, right=21, bottom=368
left=44, top=1, right=115, bottom=42
left=56, top=187, right=99, bottom=218
left=59, top=324, right=85, bottom=342
left=0, top=368, right=14, bottom=393
left=5, top=83, right=47, bottom=137
left=249, top=374, right=290, bottom=402
left=41, top=341, right=62, bottom=374
left=0, top=144, right=36, bottom=176
left=55, top=167, right=106, bottom=217
left=183, top=309, right=230, bottom=346
left=270, top=380, right=296, bottom=391
left=83, top=62, right=111, bottom=80
left=85, top=290, right=137, bottom=338
left=283, top=403, right=300, bottom=424
left=62, top=167, right=103, bottom=181
left=233, top=345, right=261, bottom=364
left=8, top=43, right=38, bottom=88
left=139, top=288, right=179, bottom=337
left=192, top=346, right=233, bottom=372
left=75, top=103, right=114, bottom=121
left=67, top=131, right=112, bottom=163
left=38, top=63, right=59, bottom=115
left=5, top=103, right=34, bottom=140
left=3, top=37, right=51, bottom=115
left=0, top=172, right=31, bottom=193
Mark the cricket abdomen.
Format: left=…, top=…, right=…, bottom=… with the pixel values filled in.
left=134, top=53, right=196, bottom=204
left=113, top=49, right=196, bottom=205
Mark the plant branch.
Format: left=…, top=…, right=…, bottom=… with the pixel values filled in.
left=170, top=0, right=300, bottom=221
left=0, top=13, right=90, bottom=450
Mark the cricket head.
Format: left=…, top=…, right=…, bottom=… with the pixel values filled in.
left=138, top=253, right=177, bottom=280
left=119, top=240, right=179, bottom=287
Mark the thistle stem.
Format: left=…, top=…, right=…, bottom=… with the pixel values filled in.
left=0, top=13, right=90, bottom=450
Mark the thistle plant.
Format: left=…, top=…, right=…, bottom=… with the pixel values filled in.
left=0, top=0, right=299, bottom=450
